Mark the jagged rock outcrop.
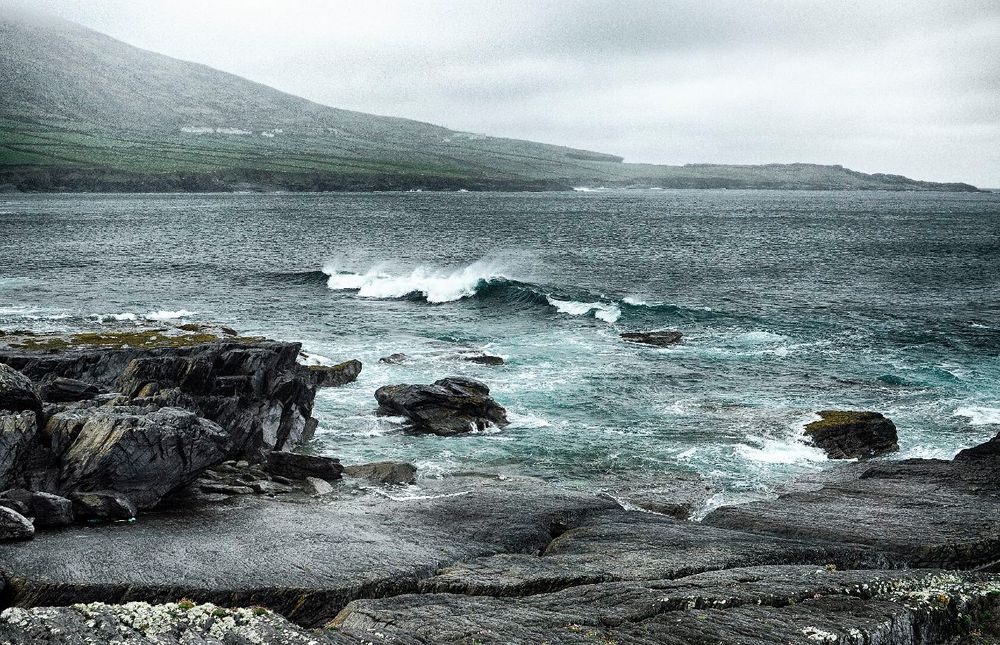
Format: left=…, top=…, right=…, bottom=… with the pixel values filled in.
left=803, top=410, right=899, bottom=459
left=308, top=360, right=362, bottom=387
left=56, top=406, right=229, bottom=509
left=0, top=411, right=38, bottom=489
left=621, top=330, right=683, bottom=347
left=0, top=336, right=318, bottom=459
left=462, top=354, right=504, bottom=366
left=375, top=377, right=509, bottom=436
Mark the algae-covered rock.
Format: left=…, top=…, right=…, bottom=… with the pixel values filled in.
left=308, top=359, right=362, bottom=387
left=804, top=410, right=898, bottom=459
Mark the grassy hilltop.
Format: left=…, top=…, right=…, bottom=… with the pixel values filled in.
left=0, top=10, right=980, bottom=193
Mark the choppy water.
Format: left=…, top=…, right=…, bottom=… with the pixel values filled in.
left=2, top=190, right=999, bottom=507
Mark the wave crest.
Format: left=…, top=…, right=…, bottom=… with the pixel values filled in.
left=323, top=260, right=510, bottom=304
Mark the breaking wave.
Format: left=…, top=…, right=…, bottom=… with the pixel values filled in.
left=318, top=260, right=732, bottom=324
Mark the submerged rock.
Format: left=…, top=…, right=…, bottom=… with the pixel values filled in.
left=804, top=410, right=898, bottom=459
left=375, top=376, right=509, bottom=436
left=343, top=461, right=417, bottom=485
left=265, top=450, right=344, bottom=481
left=0, top=505, right=33, bottom=541
left=307, top=359, right=362, bottom=387
left=463, top=354, right=504, bottom=366
left=620, top=330, right=683, bottom=347
left=378, top=353, right=408, bottom=364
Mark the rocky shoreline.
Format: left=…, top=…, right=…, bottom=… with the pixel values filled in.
left=1, top=326, right=998, bottom=644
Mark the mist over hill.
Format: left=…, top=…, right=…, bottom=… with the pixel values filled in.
left=0, top=9, right=979, bottom=192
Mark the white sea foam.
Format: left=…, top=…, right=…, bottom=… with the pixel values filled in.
left=93, top=312, right=138, bottom=322
left=323, top=259, right=508, bottom=303
left=145, top=309, right=197, bottom=321
left=735, top=436, right=829, bottom=464
left=507, top=412, right=552, bottom=429
left=546, top=297, right=621, bottom=323
left=954, top=405, right=1000, bottom=426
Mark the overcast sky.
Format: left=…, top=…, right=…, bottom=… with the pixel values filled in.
left=20, top=0, right=1000, bottom=186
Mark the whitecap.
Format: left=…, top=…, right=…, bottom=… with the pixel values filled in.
left=546, top=297, right=621, bottom=323
left=93, top=312, right=138, bottom=322
left=954, top=405, right=1000, bottom=426
left=735, top=436, right=829, bottom=464
left=145, top=309, right=197, bottom=321
left=322, top=259, right=509, bottom=303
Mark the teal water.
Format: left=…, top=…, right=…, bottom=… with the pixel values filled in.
left=2, top=190, right=999, bottom=507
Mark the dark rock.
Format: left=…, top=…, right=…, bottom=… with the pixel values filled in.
left=307, top=360, right=362, bottom=387
left=249, top=480, right=294, bottom=495
left=956, top=430, right=1000, bottom=461
left=0, top=338, right=318, bottom=460
left=378, top=353, right=408, bottom=364
left=0, top=475, right=616, bottom=627
left=620, top=330, right=683, bottom=347
left=0, top=363, right=42, bottom=417
left=463, top=354, right=504, bottom=365
left=36, top=377, right=102, bottom=403
left=703, top=452, right=1000, bottom=568
left=0, top=505, right=33, bottom=541
left=25, top=491, right=74, bottom=527
left=0, top=497, right=29, bottom=516
left=70, top=491, right=137, bottom=522
left=804, top=410, right=899, bottom=459
left=265, top=451, right=343, bottom=481
left=199, top=483, right=254, bottom=496
left=60, top=406, right=230, bottom=509
left=343, top=461, right=417, bottom=485
left=0, top=411, right=38, bottom=489
left=332, top=566, right=1000, bottom=645
left=375, top=376, right=509, bottom=436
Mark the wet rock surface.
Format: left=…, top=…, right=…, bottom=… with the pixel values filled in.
left=343, top=461, right=417, bottom=486
left=620, top=330, right=683, bottom=347
left=803, top=410, right=899, bottom=459
left=308, top=359, right=362, bottom=388
left=265, top=451, right=344, bottom=481
left=375, top=376, right=509, bottom=435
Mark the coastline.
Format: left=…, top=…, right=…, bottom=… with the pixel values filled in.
left=1, top=325, right=998, bottom=643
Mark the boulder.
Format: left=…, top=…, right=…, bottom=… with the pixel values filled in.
left=0, top=363, right=41, bottom=417
left=12, top=490, right=74, bottom=528
left=60, top=406, right=231, bottom=509
left=0, top=505, right=33, bottom=541
left=956, top=430, right=1000, bottom=461
left=375, top=377, right=509, bottom=436
left=70, top=491, right=137, bottom=522
left=804, top=410, right=898, bottom=459
left=343, top=461, right=417, bottom=485
left=378, top=353, right=408, bottom=364
left=304, top=476, right=334, bottom=495
left=0, top=497, right=29, bottom=516
left=36, top=377, right=102, bottom=403
left=463, top=354, right=504, bottom=366
left=307, top=360, right=362, bottom=387
left=265, top=451, right=343, bottom=481
left=620, top=330, right=682, bottom=347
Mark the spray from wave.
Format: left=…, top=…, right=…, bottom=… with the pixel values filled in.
left=323, top=259, right=511, bottom=303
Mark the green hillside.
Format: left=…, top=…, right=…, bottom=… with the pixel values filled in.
left=0, top=9, right=979, bottom=192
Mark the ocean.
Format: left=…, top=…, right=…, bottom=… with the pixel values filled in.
left=2, top=190, right=998, bottom=510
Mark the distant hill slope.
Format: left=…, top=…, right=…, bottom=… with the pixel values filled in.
left=0, top=9, right=980, bottom=192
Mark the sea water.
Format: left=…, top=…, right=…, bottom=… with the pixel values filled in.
left=2, top=190, right=998, bottom=506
